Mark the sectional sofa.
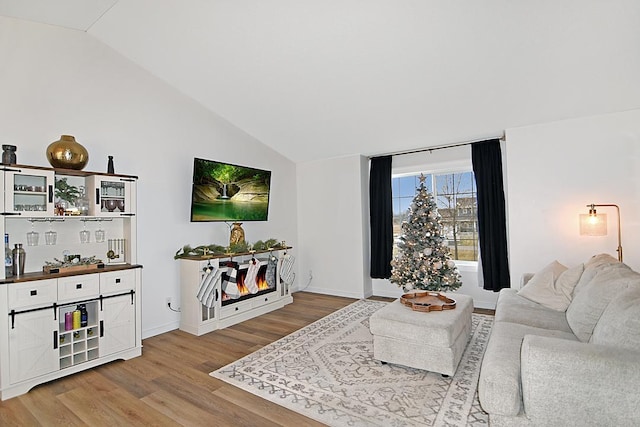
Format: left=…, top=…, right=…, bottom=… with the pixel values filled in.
left=478, top=254, right=640, bottom=426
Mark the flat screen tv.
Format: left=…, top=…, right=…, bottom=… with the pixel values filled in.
left=190, top=158, right=271, bottom=222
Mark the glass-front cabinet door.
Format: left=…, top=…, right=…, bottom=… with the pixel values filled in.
left=3, top=167, right=55, bottom=217
left=87, top=175, right=136, bottom=217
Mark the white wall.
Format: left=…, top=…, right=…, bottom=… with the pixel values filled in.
left=371, top=146, right=499, bottom=309
left=506, top=109, right=640, bottom=287
left=0, top=17, right=298, bottom=338
left=296, top=145, right=499, bottom=309
left=296, top=155, right=370, bottom=299
left=297, top=112, right=640, bottom=310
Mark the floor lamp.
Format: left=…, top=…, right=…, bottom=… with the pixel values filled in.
left=579, top=203, right=622, bottom=262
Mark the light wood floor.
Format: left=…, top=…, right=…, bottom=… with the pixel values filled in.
left=0, top=292, right=494, bottom=426
left=0, top=292, right=359, bottom=426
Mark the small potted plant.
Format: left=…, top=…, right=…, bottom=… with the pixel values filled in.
left=54, top=177, right=81, bottom=214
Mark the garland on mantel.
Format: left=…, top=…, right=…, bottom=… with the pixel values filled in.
left=174, top=238, right=286, bottom=260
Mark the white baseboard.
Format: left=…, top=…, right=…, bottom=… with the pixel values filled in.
left=295, top=286, right=365, bottom=300
left=143, top=321, right=179, bottom=339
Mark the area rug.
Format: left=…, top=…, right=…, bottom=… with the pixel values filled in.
left=211, top=299, right=493, bottom=426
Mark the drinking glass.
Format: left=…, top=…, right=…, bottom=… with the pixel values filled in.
left=26, top=222, right=39, bottom=246
left=45, top=230, right=57, bottom=245
left=95, top=229, right=105, bottom=243
left=26, top=231, right=39, bottom=246
left=79, top=230, right=90, bottom=244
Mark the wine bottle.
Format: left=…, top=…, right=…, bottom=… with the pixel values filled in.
left=4, top=234, right=12, bottom=278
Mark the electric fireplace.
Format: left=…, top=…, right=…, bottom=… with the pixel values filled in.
left=220, top=258, right=276, bottom=306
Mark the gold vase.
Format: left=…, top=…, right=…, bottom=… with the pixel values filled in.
left=46, top=135, right=89, bottom=170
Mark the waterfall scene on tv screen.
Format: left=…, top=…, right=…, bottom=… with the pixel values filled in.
left=190, top=158, right=271, bottom=222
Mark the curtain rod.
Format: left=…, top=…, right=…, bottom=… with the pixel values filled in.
left=369, top=133, right=505, bottom=159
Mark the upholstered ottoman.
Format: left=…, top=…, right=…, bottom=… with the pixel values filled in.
left=369, top=293, right=473, bottom=376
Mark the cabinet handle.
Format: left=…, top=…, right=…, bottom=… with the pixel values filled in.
left=76, top=284, right=82, bottom=289
left=100, top=320, right=104, bottom=337
left=30, top=290, right=37, bottom=296
left=95, top=188, right=100, bottom=205
left=53, top=331, right=58, bottom=349
left=48, top=185, right=54, bottom=203
left=115, top=278, right=121, bottom=284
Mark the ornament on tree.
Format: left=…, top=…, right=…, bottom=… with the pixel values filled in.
left=390, top=174, right=462, bottom=292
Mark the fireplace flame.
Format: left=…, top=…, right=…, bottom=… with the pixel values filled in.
left=221, top=260, right=273, bottom=302
left=235, top=275, right=269, bottom=297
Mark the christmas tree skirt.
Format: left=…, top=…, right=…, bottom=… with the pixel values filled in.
left=211, top=299, right=493, bottom=426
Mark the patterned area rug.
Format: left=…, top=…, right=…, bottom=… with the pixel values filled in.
left=211, top=299, right=493, bottom=426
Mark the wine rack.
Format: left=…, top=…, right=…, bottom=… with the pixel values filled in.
left=58, top=301, right=99, bottom=369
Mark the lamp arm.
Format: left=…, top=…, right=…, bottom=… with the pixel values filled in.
left=588, top=204, right=622, bottom=262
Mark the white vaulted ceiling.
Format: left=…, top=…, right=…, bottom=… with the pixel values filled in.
left=0, top=0, right=117, bottom=31
left=2, top=0, right=640, bottom=163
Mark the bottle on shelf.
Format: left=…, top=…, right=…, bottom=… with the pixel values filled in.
left=79, top=304, right=88, bottom=327
left=4, top=234, right=12, bottom=278
left=72, top=309, right=81, bottom=329
left=65, top=312, right=73, bottom=331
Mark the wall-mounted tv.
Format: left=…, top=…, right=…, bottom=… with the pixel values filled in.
left=190, top=158, right=271, bottom=222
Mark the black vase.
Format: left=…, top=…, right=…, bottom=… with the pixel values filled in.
left=107, top=156, right=114, bottom=174
left=2, top=145, right=16, bottom=165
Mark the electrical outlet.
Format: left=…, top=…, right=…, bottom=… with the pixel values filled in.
left=166, top=297, right=172, bottom=308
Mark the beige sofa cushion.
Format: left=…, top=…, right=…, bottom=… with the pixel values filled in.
left=572, top=253, right=620, bottom=297
left=478, top=321, right=578, bottom=416
left=495, top=288, right=572, bottom=332
left=518, top=261, right=569, bottom=310
left=591, top=286, right=640, bottom=351
left=566, top=263, right=640, bottom=342
left=518, top=262, right=583, bottom=311
left=584, top=253, right=620, bottom=269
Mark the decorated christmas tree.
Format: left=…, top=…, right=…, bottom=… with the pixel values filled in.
left=390, top=174, right=462, bottom=292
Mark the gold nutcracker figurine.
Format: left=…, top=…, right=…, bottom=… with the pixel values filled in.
left=230, top=222, right=245, bottom=246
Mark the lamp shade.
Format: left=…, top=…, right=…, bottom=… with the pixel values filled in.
left=579, top=213, right=607, bottom=236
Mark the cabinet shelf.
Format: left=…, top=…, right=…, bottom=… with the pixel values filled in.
left=13, top=191, right=47, bottom=195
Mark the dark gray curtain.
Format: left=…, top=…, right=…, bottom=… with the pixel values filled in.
left=471, top=139, right=511, bottom=291
left=369, top=156, right=393, bottom=279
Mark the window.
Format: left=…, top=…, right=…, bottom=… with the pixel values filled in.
left=392, top=171, right=479, bottom=262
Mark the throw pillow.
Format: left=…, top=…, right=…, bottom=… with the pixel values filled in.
left=566, top=263, right=639, bottom=342
left=584, top=253, right=620, bottom=270
left=572, top=254, right=621, bottom=297
left=518, top=260, right=569, bottom=311
left=590, top=286, right=640, bottom=351
left=556, top=263, right=585, bottom=301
